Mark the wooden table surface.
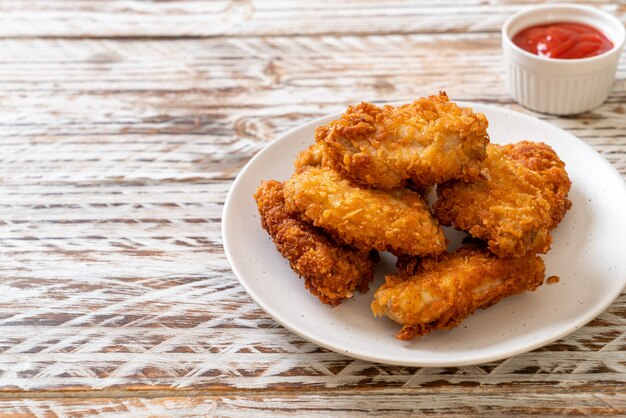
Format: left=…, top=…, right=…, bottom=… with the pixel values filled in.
left=0, top=1, right=625, bottom=416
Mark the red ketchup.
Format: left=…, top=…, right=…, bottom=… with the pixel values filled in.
left=512, top=22, right=613, bottom=59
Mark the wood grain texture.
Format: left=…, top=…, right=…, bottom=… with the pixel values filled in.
left=1, top=389, right=625, bottom=417
left=0, top=37, right=624, bottom=172
left=0, top=0, right=623, bottom=38
left=0, top=0, right=624, bottom=415
left=0, top=396, right=218, bottom=417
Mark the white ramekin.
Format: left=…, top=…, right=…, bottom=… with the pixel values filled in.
left=502, top=4, right=625, bottom=115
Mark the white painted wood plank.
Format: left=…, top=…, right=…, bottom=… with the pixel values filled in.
left=0, top=390, right=624, bottom=417
left=0, top=38, right=624, bottom=173
left=0, top=1, right=623, bottom=403
left=0, top=0, right=621, bottom=38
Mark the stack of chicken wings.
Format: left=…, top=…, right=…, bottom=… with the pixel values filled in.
left=255, top=92, right=572, bottom=340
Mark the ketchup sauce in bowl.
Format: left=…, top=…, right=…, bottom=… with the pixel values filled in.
left=502, top=4, right=625, bottom=114
left=512, top=22, right=613, bottom=60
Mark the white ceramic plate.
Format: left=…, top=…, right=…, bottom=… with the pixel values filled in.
left=222, top=102, right=626, bottom=367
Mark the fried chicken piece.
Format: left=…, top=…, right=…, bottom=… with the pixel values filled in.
left=371, top=244, right=546, bottom=340
left=283, top=166, right=447, bottom=256
left=294, top=143, right=328, bottom=172
left=315, top=92, right=489, bottom=189
left=254, top=180, right=377, bottom=306
left=434, top=141, right=572, bottom=258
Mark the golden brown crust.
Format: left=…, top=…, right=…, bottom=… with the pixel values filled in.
left=502, top=141, right=573, bottom=229
left=293, top=143, right=329, bottom=172
left=254, top=180, right=377, bottom=306
left=433, top=141, right=572, bottom=258
left=315, top=92, right=489, bottom=189
left=283, top=166, right=447, bottom=256
left=371, top=244, right=546, bottom=340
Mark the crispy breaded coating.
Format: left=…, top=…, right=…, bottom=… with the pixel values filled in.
left=502, top=141, right=572, bottom=229
left=371, top=244, right=546, bottom=340
left=433, top=141, right=572, bottom=258
left=315, top=92, right=489, bottom=189
left=254, top=180, right=377, bottom=306
left=294, top=143, right=328, bottom=172
left=283, top=166, right=447, bottom=256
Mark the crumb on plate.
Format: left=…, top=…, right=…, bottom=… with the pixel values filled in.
left=546, top=275, right=560, bottom=284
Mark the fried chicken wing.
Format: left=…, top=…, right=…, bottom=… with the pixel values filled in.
left=254, top=180, right=377, bottom=306
left=315, top=92, right=489, bottom=189
left=434, top=141, right=572, bottom=258
left=371, top=244, right=546, bottom=340
left=283, top=166, right=447, bottom=256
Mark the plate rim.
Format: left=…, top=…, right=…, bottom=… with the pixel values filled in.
left=222, top=101, right=626, bottom=367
